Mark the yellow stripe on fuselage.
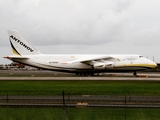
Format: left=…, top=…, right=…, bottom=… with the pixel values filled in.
left=115, top=64, right=157, bottom=69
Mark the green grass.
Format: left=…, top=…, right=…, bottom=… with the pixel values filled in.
left=0, top=80, right=160, bottom=96
left=0, top=107, right=160, bottom=120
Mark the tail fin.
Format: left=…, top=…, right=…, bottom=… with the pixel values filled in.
left=8, top=30, right=41, bottom=55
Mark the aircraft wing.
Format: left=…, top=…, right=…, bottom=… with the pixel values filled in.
left=64, top=55, right=114, bottom=65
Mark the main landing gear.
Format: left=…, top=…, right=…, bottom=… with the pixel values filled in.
left=76, top=72, right=94, bottom=76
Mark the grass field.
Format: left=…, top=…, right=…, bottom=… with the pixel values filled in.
left=0, top=80, right=160, bottom=96
left=0, top=107, right=160, bottom=120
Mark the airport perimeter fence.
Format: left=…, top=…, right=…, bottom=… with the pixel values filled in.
left=1, top=105, right=160, bottom=120
left=1, top=106, right=160, bottom=120
left=0, top=91, right=160, bottom=120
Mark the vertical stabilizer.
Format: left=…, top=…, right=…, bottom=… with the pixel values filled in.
left=8, top=30, right=41, bottom=55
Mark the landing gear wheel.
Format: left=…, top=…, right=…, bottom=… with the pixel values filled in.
left=133, top=71, right=137, bottom=76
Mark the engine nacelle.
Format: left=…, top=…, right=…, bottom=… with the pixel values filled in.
left=92, top=63, right=106, bottom=69
left=92, top=62, right=114, bottom=69
left=105, top=62, right=114, bottom=68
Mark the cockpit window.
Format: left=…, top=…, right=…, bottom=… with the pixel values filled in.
left=139, top=56, right=143, bottom=58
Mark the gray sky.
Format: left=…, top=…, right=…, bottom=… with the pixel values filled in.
left=1, top=0, right=160, bottom=64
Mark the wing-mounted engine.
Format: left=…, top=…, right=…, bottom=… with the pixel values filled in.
left=92, top=61, right=114, bottom=69
left=105, top=61, right=114, bottom=68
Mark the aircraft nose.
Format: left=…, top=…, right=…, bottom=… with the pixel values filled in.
left=153, top=62, right=157, bottom=68
left=145, top=58, right=157, bottom=69
left=150, top=61, right=157, bottom=68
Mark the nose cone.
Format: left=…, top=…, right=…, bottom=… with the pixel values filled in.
left=143, top=58, right=157, bottom=69
left=152, top=63, right=157, bottom=68
left=152, top=62, right=157, bottom=68
left=149, top=60, right=157, bottom=69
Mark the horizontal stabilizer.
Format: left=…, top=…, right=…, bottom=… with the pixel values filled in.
left=4, top=55, right=29, bottom=59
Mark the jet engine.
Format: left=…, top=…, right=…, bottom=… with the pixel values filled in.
left=92, top=62, right=114, bottom=69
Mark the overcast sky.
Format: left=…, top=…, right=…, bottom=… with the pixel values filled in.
left=1, top=0, right=160, bottom=64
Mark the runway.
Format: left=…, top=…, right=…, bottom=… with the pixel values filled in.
left=0, top=76, right=160, bottom=81
left=0, top=70, right=160, bottom=81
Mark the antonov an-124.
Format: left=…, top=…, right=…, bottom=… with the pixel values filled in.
left=4, top=30, right=157, bottom=76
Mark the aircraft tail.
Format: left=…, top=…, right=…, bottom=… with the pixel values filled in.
left=8, top=30, right=41, bottom=55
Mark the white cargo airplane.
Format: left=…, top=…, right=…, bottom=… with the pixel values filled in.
left=4, top=30, right=157, bottom=76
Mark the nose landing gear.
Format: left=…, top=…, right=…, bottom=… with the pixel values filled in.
left=133, top=71, right=137, bottom=76
left=133, top=71, right=148, bottom=77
